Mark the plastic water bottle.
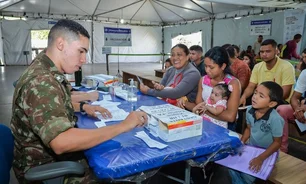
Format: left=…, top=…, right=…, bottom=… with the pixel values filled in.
left=128, top=78, right=137, bottom=102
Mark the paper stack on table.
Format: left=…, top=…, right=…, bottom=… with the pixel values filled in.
left=135, top=131, right=168, bottom=149
left=92, top=100, right=129, bottom=127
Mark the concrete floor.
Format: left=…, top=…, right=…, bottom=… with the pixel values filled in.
left=0, top=62, right=162, bottom=184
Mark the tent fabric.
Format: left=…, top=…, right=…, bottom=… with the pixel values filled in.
left=164, top=11, right=289, bottom=54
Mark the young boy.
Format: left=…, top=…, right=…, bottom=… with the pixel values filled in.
left=230, top=81, right=284, bottom=184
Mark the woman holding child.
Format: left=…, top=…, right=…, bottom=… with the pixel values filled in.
left=140, top=44, right=201, bottom=105
left=178, top=46, right=241, bottom=130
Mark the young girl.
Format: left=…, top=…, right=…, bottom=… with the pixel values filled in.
left=193, top=83, right=232, bottom=128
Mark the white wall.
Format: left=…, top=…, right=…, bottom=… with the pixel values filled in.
left=1, top=19, right=162, bottom=65
left=164, top=21, right=212, bottom=53
left=214, top=11, right=284, bottom=51
left=93, top=22, right=162, bottom=63
left=164, top=11, right=305, bottom=54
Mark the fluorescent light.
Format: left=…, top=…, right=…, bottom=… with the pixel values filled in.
left=120, top=18, right=124, bottom=24
left=234, top=16, right=241, bottom=19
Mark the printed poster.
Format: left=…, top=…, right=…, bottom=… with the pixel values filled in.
left=250, top=19, right=272, bottom=36
left=104, top=27, right=132, bottom=47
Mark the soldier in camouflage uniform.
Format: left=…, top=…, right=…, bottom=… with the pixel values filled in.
left=11, top=19, right=148, bottom=184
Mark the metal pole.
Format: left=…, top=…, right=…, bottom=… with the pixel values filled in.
left=210, top=16, right=214, bottom=49
left=91, top=16, right=94, bottom=64
left=106, top=54, right=109, bottom=75
left=161, top=26, right=165, bottom=69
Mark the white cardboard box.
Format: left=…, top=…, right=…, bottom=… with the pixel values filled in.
left=140, top=104, right=203, bottom=142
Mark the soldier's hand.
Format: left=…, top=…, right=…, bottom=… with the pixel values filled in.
left=83, top=105, right=112, bottom=119
left=86, top=91, right=99, bottom=102
left=120, top=111, right=148, bottom=132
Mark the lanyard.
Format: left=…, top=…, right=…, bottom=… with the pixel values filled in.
left=172, top=73, right=183, bottom=87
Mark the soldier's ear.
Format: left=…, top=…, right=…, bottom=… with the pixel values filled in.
left=56, top=37, right=65, bottom=51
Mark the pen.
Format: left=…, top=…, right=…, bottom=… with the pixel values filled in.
left=95, top=82, right=99, bottom=90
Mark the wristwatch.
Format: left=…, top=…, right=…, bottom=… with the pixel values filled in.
left=80, top=102, right=86, bottom=113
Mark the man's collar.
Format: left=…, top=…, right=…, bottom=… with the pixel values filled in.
left=249, top=107, right=273, bottom=121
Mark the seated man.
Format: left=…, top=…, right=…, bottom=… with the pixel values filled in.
left=240, top=39, right=295, bottom=153
left=11, top=19, right=147, bottom=183
left=277, top=69, right=306, bottom=153
left=189, top=45, right=206, bottom=76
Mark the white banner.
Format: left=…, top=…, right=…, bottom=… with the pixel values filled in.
left=250, top=19, right=272, bottom=36
left=283, top=9, right=305, bottom=50
left=104, top=27, right=132, bottom=47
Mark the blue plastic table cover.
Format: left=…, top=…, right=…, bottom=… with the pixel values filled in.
left=76, top=92, right=242, bottom=180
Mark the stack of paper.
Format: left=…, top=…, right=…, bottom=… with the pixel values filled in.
left=215, top=145, right=278, bottom=180
left=135, top=131, right=168, bottom=149
left=91, top=100, right=129, bottom=127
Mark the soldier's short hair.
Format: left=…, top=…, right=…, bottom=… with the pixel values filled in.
left=48, top=19, right=90, bottom=47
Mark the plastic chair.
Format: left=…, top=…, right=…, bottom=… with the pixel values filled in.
left=0, top=124, right=14, bottom=184
left=0, top=124, right=85, bottom=184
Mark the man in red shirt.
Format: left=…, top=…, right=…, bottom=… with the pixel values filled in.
left=282, top=34, right=302, bottom=60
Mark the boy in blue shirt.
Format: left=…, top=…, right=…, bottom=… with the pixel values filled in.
left=230, top=81, right=284, bottom=184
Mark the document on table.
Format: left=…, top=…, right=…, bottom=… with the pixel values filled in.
left=95, top=109, right=129, bottom=122
left=95, top=121, right=106, bottom=128
left=91, top=100, right=121, bottom=107
left=135, top=131, right=168, bottom=149
left=295, top=119, right=306, bottom=132
left=215, top=145, right=278, bottom=180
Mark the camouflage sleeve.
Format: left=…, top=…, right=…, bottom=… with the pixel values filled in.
left=22, top=74, right=74, bottom=148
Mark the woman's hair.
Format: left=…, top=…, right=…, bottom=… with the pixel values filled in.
left=171, top=44, right=189, bottom=56
left=214, top=83, right=232, bottom=99
left=242, top=53, right=255, bottom=70
left=204, top=46, right=232, bottom=75
left=300, top=48, right=306, bottom=71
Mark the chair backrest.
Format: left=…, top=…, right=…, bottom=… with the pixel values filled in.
left=0, top=124, right=14, bottom=184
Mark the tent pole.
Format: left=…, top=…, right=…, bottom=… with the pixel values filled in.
left=162, top=26, right=164, bottom=69
left=91, top=16, right=94, bottom=64
left=210, top=16, right=214, bottom=49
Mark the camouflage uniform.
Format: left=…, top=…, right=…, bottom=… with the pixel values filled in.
left=11, top=52, right=98, bottom=183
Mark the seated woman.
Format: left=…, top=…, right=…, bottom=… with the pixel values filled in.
left=178, top=46, right=241, bottom=129
left=140, top=44, right=201, bottom=105
left=242, top=53, right=255, bottom=70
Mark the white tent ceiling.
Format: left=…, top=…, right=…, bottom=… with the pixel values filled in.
left=0, top=0, right=305, bottom=25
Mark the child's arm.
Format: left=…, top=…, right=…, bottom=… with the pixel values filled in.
left=205, top=105, right=225, bottom=116
left=249, top=137, right=281, bottom=173
left=241, top=124, right=251, bottom=144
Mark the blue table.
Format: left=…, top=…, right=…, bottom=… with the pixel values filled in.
left=76, top=92, right=242, bottom=180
